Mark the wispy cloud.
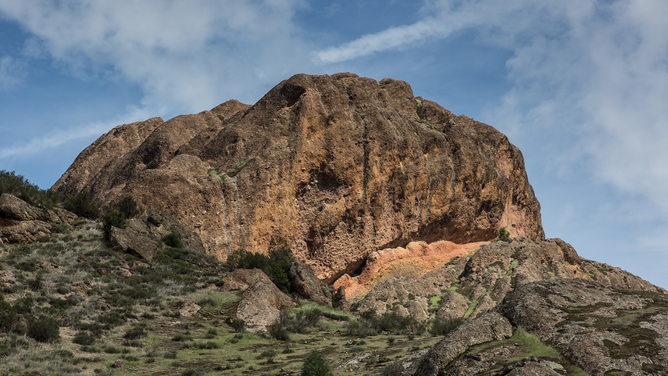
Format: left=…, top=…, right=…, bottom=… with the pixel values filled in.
left=0, top=107, right=152, bottom=160
left=0, top=55, right=23, bottom=88
left=0, top=0, right=310, bottom=111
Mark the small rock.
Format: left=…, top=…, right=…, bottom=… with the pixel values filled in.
left=111, top=359, right=125, bottom=369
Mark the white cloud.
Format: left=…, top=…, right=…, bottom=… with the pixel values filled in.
left=0, top=0, right=310, bottom=111
left=0, top=55, right=23, bottom=88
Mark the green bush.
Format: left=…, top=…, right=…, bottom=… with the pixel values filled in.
left=301, top=350, right=332, bottom=376
left=115, top=196, right=140, bottom=219
left=429, top=316, right=464, bottom=337
left=163, top=232, right=184, bottom=248
left=0, top=170, right=61, bottom=207
left=123, top=326, right=147, bottom=340
left=227, top=317, right=246, bottom=333
left=268, top=322, right=290, bottom=341
left=381, top=361, right=403, bottom=376
left=27, top=316, right=60, bottom=342
left=102, top=210, right=126, bottom=240
left=64, top=191, right=101, bottom=219
left=346, top=310, right=426, bottom=337
left=72, top=331, right=95, bottom=346
left=498, top=227, right=512, bottom=242
left=226, top=248, right=295, bottom=293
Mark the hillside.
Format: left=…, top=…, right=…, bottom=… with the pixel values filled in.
left=1, top=73, right=667, bottom=375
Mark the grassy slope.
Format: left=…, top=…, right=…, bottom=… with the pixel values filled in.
left=0, top=222, right=448, bottom=376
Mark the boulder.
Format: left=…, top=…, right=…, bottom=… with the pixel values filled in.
left=52, top=73, right=545, bottom=282
left=288, top=261, right=335, bottom=307
left=408, top=312, right=513, bottom=376
left=0, top=193, right=77, bottom=244
left=222, top=268, right=297, bottom=331
left=109, top=211, right=205, bottom=260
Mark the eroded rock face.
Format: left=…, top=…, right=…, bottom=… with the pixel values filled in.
left=52, top=73, right=544, bottom=282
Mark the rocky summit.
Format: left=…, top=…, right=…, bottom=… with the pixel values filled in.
left=52, top=72, right=544, bottom=283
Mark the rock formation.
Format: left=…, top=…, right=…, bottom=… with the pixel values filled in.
left=108, top=211, right=205, bottom=260
left=222, top=268, right=297, bottom=331
left=0, top=193, right=77, bottom=244
left=352, top=237, right=668, bottom=375
left=52, top=73, right=544, bottom=283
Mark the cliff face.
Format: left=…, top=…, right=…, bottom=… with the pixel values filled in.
left=52, top=73, right=544, bottom=282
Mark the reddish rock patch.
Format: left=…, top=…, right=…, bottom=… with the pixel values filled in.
left=334, top=240, right=488, bottom=298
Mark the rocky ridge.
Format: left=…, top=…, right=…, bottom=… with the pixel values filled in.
left=52, top=73, right=544, bottom=284
left=349, top=237, right=668, bottom=375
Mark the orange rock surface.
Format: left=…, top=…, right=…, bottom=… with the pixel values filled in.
left=334, top=240, right=488, bottom=298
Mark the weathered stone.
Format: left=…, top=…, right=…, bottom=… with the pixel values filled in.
left=501, top=278, right=668, bottom=375
left=0, top=194, right=77, bottom=244
left=288, top=262, right=334, bottom=307
left=109, top=211, right=204, bottom=260
left=179, top=302, right=201, bottom=318
left=222, top=268, right=297, bottom=331
left=409, top=312, right=513, bottom=376
left=435, top=291, right=468, bottom=320
left=52, top=73, right=545, bottom=283
left=354, top=256, right=468, bottom=318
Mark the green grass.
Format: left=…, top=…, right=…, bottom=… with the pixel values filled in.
left=508, top=327, right=560, bottom=360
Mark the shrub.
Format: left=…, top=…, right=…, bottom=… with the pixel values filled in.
left=64, top=191, right=101, bottom=219
left=0, top=170, right=61, bottom=207
left=381, top=361, right=403, bottom=376
left=115, top=196, right=140, bottom=219
left=73, top=331, right=95, bottom=346
left=0, top=300, right=22, bottom=334
left=102, top=210, right=126, bottom=241
left=0, top=334, right=29, bottom=357
left=123, top=326, right=147, bottom=340
left=429, top=316, right=464, bottom=337
left=268, top=322, right=290, bottom=341
left=181, top=369, right=206, bottom=376
left=280, top=308, right=321, bottom=334
left=163, top=232, right=184, bottom=248
left=301, top=350, right=332, bottom=376
left=27, top=316, right=61, bottom=342
left=498, top=227, right=512, bottom=242
left=226, top=248, right=295, bottom=293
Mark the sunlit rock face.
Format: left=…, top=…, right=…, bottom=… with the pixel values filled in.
left=53, top=73, right=544, bottom=283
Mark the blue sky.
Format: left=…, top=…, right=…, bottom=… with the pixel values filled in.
left=1, top=0, right=667, bottom=288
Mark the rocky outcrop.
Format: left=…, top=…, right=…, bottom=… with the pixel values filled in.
left=361, top=237, right=668, bottom=375
left=288, top=262, right=336, bottom=307
left=501, top=279, right=668, bottom=376
left=333, top=239, right=488, bottom=298
left=0, top=193, right=77, bottom=244
left=408, top=312, right=513, bottom=376
left=355, top=237, right=664, bottom=321
left=221, top=268, right=297, bottom=331
left=109, top=211, right=205, bottom=260
left=52, top=73, right=544, bottom=283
